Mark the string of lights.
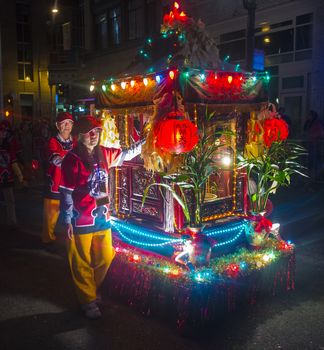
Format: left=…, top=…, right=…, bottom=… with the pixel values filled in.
left=111, top=218, right=248, bottom=248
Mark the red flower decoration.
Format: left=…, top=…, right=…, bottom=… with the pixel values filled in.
left=254, top=216, right=273, bottom=233
left=263, top=118, right=289, bottom=148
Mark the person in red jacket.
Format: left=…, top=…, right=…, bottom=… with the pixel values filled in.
left=41, top=112, right=74, bottom=249
left=60, top=116, right=144, bottom=319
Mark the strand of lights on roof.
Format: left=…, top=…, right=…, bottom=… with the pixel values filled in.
left=89, top=69, right=270, bottom=92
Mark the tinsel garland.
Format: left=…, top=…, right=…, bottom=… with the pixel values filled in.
left=104, top=239, right=295, bottom=331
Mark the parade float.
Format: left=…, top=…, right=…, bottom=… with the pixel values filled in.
left=88, top=2, right=306, bottom=331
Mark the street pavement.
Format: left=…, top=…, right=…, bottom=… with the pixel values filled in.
left=0, top=180, right=324, bottom=350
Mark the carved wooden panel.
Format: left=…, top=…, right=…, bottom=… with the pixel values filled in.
left=131, top=200, right=162, bottom=221
left=118, top=167, right=130, bottom=213
left=108, top=169, right=115, bottom=213
left=202, top=197, right=233, bottom=218
left=132, top=167, right=159, bottom=199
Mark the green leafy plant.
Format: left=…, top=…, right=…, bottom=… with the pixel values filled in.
left=142, top=113, right=234, bottom=228
left=238, top=141, right=307, bottom=214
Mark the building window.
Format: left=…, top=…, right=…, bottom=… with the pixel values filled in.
left=218, top=29, right=246, bottom=61
left=16, top=2, right=33, bottom=81
left=282, top=76, right=304, bottom=89
left=128, top=0, right=144, bottom=40
left=255, top=29, right=294, bottom=55
left=296, top=13, right=313, bottom=25
left=295, top=13, right=313, bottom=51
left=95, top=14, right=108, bottom=49
left=218, top=39, right=246, bottom=61
left=296, top=25, right=312, bottom=50
left=108, top=7, right=121, bottom=46
left=146, top=0, right=158, bottom=35
left=20, top=93, right=34, bottom=119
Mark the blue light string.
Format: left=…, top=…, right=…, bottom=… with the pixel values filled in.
left=205, top=220, right=247, bottom=237
left=113, top=224, right=182, bottom=247
left=211, top=226, right=245, bottom=248
left=111, top=219, right=248, bottom=248
left=111, top=219, right=180, bottom=241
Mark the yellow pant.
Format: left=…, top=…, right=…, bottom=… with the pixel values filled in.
left=66, top=229, right=115, bottom=305
left=42, top=198, right=60, bottom=243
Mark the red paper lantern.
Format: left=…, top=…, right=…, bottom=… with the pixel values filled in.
left=154, top=112, right=198, bottom=154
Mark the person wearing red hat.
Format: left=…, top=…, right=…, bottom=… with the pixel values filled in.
left=59, top=115, right=144, bottom=319
left=0, top=120, right=25, bottom=227
left=41, top=112, right=75, bottom=250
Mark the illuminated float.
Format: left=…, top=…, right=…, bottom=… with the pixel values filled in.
left=88, top=2, right=304, bottom=332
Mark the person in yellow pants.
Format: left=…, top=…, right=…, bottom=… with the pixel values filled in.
left=60, top=116, right=144, bottom=319
left=42, top=112, right=74, bottom=250
left=66, top=230, right=115, bottom=305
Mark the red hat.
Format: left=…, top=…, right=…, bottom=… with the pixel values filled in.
left=75, top=116, right=102, bottom=134
left=56, top=112, right=74, bottom=123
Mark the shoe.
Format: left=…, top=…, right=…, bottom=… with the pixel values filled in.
left=81, top=301, right=102, bottom=320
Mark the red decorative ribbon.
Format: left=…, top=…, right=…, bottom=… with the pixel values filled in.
left=253, top=215, right=273, bottom=233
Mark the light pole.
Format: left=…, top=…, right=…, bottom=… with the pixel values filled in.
left=243, top=0, right=257, bottom=72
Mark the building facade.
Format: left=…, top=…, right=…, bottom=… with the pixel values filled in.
left=0, top=0, right=54, bottom=124
left=47, top=0, right=323, bottom=138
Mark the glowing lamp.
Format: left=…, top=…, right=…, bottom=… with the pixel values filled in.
left=143, top=78, right=149, bottom=86
left=227, top=75, right=233, bottom=84
left=130, top=80, right=135, bottom=88
left=89, top=84, right=95, bottom=92
left=155, top=75, right=161, bottom=84
left=174, top=1, right=179, bottom=9
left=222, top=155, right=231, bottom=166
left=169, top=70, right=175, bottom=80
left=111, top=83, right=116, bottom=91
left=5, top=110, right=10, bottom=117
left=121, top=81, right=127, bottom=89
left=101, top=84, right=106, bottom=92
left=154, top=111, right=199, bottom=154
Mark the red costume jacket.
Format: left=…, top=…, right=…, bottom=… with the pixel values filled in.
left=59, top=145, right=122, bottom=234
left=45, top=135, right=74, bottom=199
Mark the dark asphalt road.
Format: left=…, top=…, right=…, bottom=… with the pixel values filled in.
left=0, top=181, right=324, bottom=350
